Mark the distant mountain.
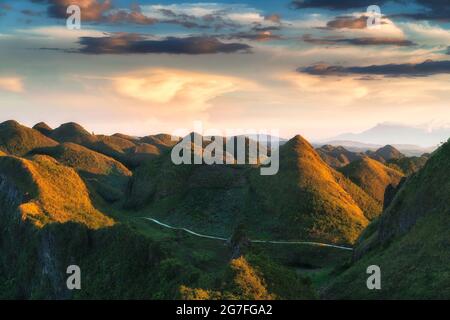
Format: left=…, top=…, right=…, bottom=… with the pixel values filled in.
left=327, top=123, right=450, bottom=148
left=316, top=139, right=436, bottom=157
left=366, top=145, right=404, bottom=163
left=316, top=145, right=364, bottom=168
left=325, top=137, right=450, bottom=299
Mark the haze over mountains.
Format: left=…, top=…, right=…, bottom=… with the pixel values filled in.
left=0, top=119, right=449, bottom=300
left=323, top=123, right=450, bottom=149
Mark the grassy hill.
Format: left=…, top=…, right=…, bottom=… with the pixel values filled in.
left=316, top=145, right=363, bottom=168
left=30, top=143, right=132, bottom=202
left=32, top=122, right=53, bottom=136
left=386, top=155, right=429, bottom=176
left=339, top=157, right=404, bottom=204
left=47, top=122, right=170, bottom=168
left=0, top=154, right=114, bottom=229
left=250, top=135, right=368, bottom=244
left=127, top=135, right=381, bottom=244
left=0, top=120, right=58, bottom=156
left=324, top=139, right=450, bottom=299
left=366, top=145, right=405, bottom=164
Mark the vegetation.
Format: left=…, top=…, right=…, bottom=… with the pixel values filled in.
left=0, top=154, right=114, bottom=229
left=0, top=120, right=447, bottom=300
left=0, top=120, right=57, bottom=156
left=324, top=139, right=450, bottom=299
left=339, top=157, right=404, bottom=204
left=250, top=136, right=368, bottom=244
left=30, top=143, right=131, bottom=202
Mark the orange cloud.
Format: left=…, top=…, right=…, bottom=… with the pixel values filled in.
left=0, top=77, right=23, bottom=93
left=110, top=68, right=255, bottom=111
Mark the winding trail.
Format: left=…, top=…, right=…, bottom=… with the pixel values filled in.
left=142, top=217, right=353, bottom=251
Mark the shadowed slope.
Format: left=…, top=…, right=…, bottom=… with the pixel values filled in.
left=32, top=122, right=53, bottom=136
left=0, top=120, right=58, bottom=156
left=325, top=139, right=450, bottom=299
left=30, top=143, right=132, bottom=202
left=316, top=145, right=363, bottom=168
left=339, top=157, right=404, bottom=204
left=49, top=123, right=170, bottom=168
left=0, top=154, right=114, bottom=229
left=387, top=155, right=429, bottom=175
left=366, top=145, right=405, bottom=163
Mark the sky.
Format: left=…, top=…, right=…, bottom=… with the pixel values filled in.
left=1, top=0, right=450, bottom=141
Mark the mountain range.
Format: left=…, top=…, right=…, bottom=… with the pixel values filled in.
left=323, top=122, right=450, bottom=149
left=0, top=119, right=448, bottom=300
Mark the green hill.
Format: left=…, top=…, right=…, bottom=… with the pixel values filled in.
left=339, top=157, right=404, bottom=204
left=324, top=139, right=450, bottom=299
left=0, top=154, right=114, bottom=229
left=30, top=143, right=132, bottom=202
left=250, top=135, right=368, bottom=244
left=366, top=145, right=405, bottom=164
left=0, top=120, right=58, bottom=156
left=316, top=145, right=363, bottom=168
left=386, top=155, right=429, bottom=175
left=49, top=123, right=170, bottom=168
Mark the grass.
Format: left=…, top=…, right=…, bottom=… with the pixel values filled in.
left=0, top=154, right=114, bottom=229
left=339, top=157, right=404, bottom=203
left=0, top=120, right=57, bottom=156
left=324, top=140, right=450, bottom=299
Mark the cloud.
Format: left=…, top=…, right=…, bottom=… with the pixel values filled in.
left=141, top=3, right=278, bottom=30
left=0, top=77, right=24, bottom=93
left=105, top=5, right=157, bottom=25
left=17, top=26, right=105, bottom=40
left=302, top=34, right=415, bottom=46
left=290, top=0, right=391, bottom=10
left=21, top=9, right=43, bottom=17
left=265, top=14, right=281, bottom=24
left=226, top=31, right=282, bottom=42
left=400, top=22, right=450, bottom=46
left=33, top=0, right=111, bottom=21
left=325, top=15, right=370, bottom=29
left=392, top=0, right=450, bottom=21
left=32, top=0, right=156, bottom=24
left=299, top=59, right=450, bottom=77
left=76, top=33, right=252, bottom=54
left=289, top=0, right=450, bottom=22
left=109, top=68, right=255, bottom=112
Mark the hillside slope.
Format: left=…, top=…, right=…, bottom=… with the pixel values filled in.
left=324, top=139, right=450, bottom=299
left=250, top=136, right=369, bottom=244
left=30, top=143, right=132, bottom=202
left=0, top=154, right=114, bottom=229
left=0, top=120, right=58, bottom=156
left=316, top=145, right=363, bottom=168
left=339, top=157, right=404, bottom=204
